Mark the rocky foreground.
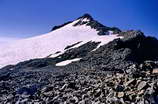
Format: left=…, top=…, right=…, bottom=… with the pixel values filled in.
left=1, top=61, right=158, bottom=104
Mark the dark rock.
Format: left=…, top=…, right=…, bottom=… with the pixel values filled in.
left=16, top=85, right=38, bottom=95
left=115, top=85, right=124, bottom=92
left=56, top=41, right=100, bottom=63
left=0, top=72, right=11, bottom=81
left=77, top=13, right=94, bottom=21
left=125, top=79, right=136, bottom=87
left=64, top=41, right=82, bottom=50
left=67, top=82, right=77, bottom=90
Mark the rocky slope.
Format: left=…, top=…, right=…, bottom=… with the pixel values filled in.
left=1, top=14, right=158, bottom=104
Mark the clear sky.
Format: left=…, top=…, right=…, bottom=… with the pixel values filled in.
left=0, top=0, right=158, bottom=41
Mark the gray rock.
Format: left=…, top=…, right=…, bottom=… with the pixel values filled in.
left=137, top=81, right=147, bottom=91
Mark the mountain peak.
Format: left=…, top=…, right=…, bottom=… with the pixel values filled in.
left=51, top=14, right=93, bottom=31
left=51, top=13, right=121, bottom=35
left=73, top=13, right=121, bottom=35
left=78, top=13, right=93, bottom=21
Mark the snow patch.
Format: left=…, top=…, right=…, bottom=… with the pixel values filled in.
left=0, top=37, right=21, bottom=46
left=9, top=68, right=14, bottom=71
left=49, top=51, right=63, bottom=58
left=108, top=31, right=114, bottom=35
left=56, top=58, right=82, bottom=66
left=91, top=35, right=123, bottom=51
left=81, top=18, right=90, bottom=22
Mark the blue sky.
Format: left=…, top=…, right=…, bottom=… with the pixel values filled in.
left=0, top=0, right=158, bottom=41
